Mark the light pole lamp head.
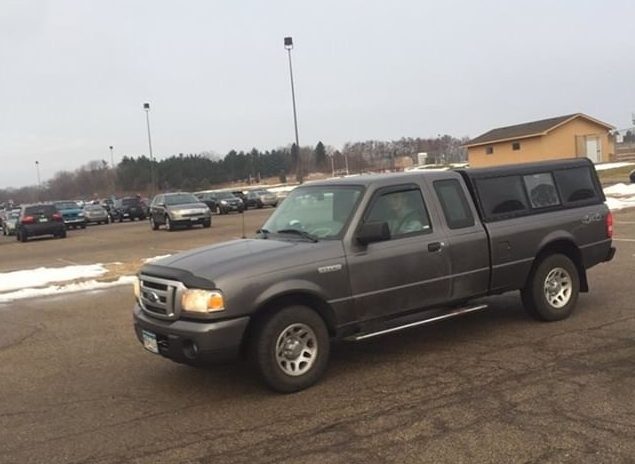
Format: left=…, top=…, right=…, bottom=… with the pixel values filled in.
left=284, top=36, right=293, bottom=50
left=109, top=145, right=113, bottom=150
left=143, top=102, right=150, bottom=111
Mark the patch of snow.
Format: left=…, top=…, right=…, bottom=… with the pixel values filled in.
left=603, top=183, right=635, bottom=196
left=0, top=264, right=107, bottom=293
left=0, top=276, right=136, bottom=304
left=142, top=254, right=172, bottom=263
left=595, top=162, right=635, bottom=171
left=606, top=196, right=635, bottom=211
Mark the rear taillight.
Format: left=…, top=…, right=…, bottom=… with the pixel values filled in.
left=53, top=213, right=63, bottom=221
left=22, top=215, right=35, bottom=224
left=606, top=211, right=613, bottom=238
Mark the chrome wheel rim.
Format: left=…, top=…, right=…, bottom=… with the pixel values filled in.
left=543, top=267, right=572, bottom=309
left=165, top=217, right=171, bottom=230
left=275, top=323, right=318, bottom=377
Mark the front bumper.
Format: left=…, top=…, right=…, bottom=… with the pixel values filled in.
left=133, top=304, right=249, bottom=364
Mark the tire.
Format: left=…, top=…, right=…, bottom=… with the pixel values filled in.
left=251, top=305, right=330, bottom=393
left=203, top=220, right=211, bottom=228
left=81, top=224, right=86, bottom=229
left=150, top=217, right=159, bottom=230
left=58, top=229, right=67, bottom=239
left=521, top=254, right=580, bottom=321
left=165, top=216, right=173, bottom=232
left=19, top=229, right=28, bottom=242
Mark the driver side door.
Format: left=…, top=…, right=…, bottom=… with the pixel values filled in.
left=346, top=184, right=451, bottom=322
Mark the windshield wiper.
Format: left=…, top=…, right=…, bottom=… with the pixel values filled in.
left=276, top=229, right=319, bottom=242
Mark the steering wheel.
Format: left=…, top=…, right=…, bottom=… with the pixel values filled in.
left=288, top=219, right=304, bottom=229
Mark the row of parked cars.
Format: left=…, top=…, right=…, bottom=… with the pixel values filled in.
left=0, top=187, right=286, bottom=241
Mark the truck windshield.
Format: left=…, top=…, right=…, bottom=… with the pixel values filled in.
left=261, top=186, right=363, bottom=240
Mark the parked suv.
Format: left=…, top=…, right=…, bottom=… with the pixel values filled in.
left=112, top=197, right=146, bottom=222
left=1, top=209, right=20, bottom=236
left=149, top=192, right=211, bottom=231
left=214, top=191, right=244, bottom=214
left=16, top=204, right=66, bottom=242
left=244, top=189, right=277, bottom=209
left=54, top=200, right=86, bottom=229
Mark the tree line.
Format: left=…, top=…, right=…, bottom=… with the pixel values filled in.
left=1, top=135, right=467, bottom=204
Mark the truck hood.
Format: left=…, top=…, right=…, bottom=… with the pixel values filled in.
left=144, top=238, right=344, bottom=284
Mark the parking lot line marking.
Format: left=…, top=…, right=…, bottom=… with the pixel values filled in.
left=615, top=221, right=635, bottom=224
left=613, top=238, right=635, bottom=242
left=57, top=258, right=81, bottom=265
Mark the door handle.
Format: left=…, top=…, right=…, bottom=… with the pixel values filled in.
left=428, top=241, right=444, bottom=252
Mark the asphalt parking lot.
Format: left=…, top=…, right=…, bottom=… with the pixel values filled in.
left=0, top=208, right=634, bottom=463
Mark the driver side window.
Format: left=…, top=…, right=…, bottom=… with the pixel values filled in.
left=365, top=188, right=432, bottom=239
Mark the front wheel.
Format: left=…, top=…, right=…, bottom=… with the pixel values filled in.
left=251, top=305, right=330, bottom=393
left=521, top=254, right=580, bottom=321
left=150, top=217, right=159, bottom=230
left=165, top=216, right=173, bottom=232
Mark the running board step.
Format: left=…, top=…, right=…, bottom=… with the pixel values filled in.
left=345, top=304, right=488, bottom=341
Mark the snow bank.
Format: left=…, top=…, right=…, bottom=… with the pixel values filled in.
left=595, top=162, right=635, bottom=171
left=142, top=254, right=172, bottom=263
left=0, top=264, right=107, bottom=293
left=603, top=183, right=635, bottom=196
left=0, top=276, right=136, bottom=304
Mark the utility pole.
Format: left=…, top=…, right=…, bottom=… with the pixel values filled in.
left=109, top=145, right=115, bottom=168
left=143, top=103, right=156, bottom=193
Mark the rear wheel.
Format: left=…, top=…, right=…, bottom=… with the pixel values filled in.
left=57, top=229, right=67, bottom=239
left=251, top=305, right=330, bottom=393
left=521, top=254, right=580, bottom=321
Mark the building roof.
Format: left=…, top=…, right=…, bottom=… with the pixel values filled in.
left=465, top=113, right=615, bottom=148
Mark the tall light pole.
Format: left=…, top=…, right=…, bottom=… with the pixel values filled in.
left=35, top=160, right=41, bottom=189
left=143, top=102, right=156, bottom=193
left=109, top=145, right=115, bottom=168
left=284, top=36, right=302, bottom=183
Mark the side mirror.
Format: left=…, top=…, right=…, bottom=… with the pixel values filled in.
left=356, top=221, right=390, bottom=246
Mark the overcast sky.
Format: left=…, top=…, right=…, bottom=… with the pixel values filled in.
left=1, top=0, right=633, bottom=188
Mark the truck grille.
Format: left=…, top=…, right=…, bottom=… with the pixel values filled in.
left=138, top=274, right=185, bottom=320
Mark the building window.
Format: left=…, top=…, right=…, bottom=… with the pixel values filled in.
left=485, top=146, right=494, bottom=155
left=512, top=142, right=521, bottom=151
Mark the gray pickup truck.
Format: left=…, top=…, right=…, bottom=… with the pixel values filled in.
left=133, top=158, right=615, bottom=392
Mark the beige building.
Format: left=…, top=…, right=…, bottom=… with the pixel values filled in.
left=466, top=113, right=615, bottom=168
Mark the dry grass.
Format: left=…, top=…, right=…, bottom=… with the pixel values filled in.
left=598, top=165, right=635, bottom=186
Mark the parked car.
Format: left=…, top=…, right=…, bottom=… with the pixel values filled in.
left=133, top=158, right=614, bottom=392
left=16, top=203, right=66, bottom=242
left=194, top=191, right=219, bottom=213
left=244, top=189, right=277, bottom=209
left=112, top=197, right=146, bottom=222
left=1, top=209, right=20, bottom=236
left=212, top=191, right=244, bottom=214
left=149, top=192, right=211, bottom=231
left=629, top=169, right=635, bottom=184
left=54, top=201, right=86, bottom=229
left=83, top=204, right=110, bottom=225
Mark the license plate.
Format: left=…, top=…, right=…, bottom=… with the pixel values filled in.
left=39, top=218, right=48, bottom=223
left=190, top=217, right=198, bottom=221
left=124, top=213, right=129, bottom=217
left=142, top=330, right=159, bottom=354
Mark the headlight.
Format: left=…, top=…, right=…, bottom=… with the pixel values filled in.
left=181, top=289, right=225, bottom=313
left=133, top=276, right=140, bottom=300
left=78, top=212, right=85, bottom=217
left=220, top=200, right=228, bottom=205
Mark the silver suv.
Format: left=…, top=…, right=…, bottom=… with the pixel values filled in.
left=149, top=193, right=211, bottom=231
